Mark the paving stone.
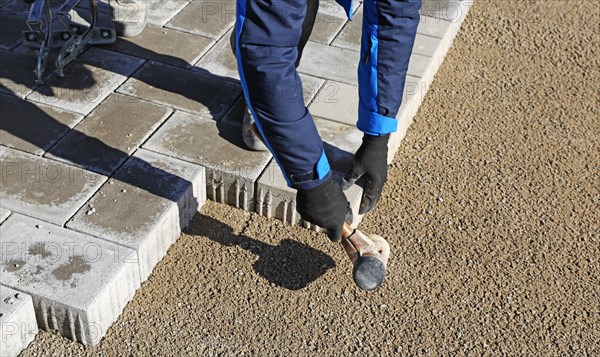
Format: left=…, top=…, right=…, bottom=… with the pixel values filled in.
left=0, top=49, right=40, bottom=98
left=298, top=41, right=360, bottom=85
left=0, top=94, right=83, bottom=155
left=0, top=146, right=106, bottom=225
left=387, top=79, right=427, bottom=164
left=309, top=75, right=423, bottom=126
left=0, top=207, right=10, bottom=223
left=301, top=73, right=327, bottom=105
left=110, top=25, right=214, bottom=69
left=412, top=33, right=443, bottom=57
left=46, top=93, right=172, bottom=175
left=330, top=4, right=363, bottom=51
left=143, top=111, right=271, bottom=210
left=166, top=0, right=236, bottom=40
left=28, top=47, right=145, bottom=115
left=67, top=149, right=206, bottom=281
left=147, top=0, right=190, bottom=27
left=255, top=116, right=364, bottom=227
left=417, top=14, right=454, bottom=38
left=0, top=214, right=140, bottom=345
left=310, top=10, right=347, bottom=45
left=0, top=286, right=37, bottom=357
left=193, top=29, right=238, bottom=80
left=320, top=0, right=361, bottom=19
left=421, top=0, right=470, bottom=23
left=118, top=61, right=241, bottom=119
left=310, top=81, right=358, bottom=126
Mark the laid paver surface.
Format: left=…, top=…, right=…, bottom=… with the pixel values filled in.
left=45, top=93, right=172, bottom=175
left=1, top=0, right=477, bottom=353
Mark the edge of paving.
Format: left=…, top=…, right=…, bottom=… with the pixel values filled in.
left=0, top=286, right=38, bottom=357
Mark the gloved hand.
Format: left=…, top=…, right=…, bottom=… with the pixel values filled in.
left=342, top=134, right=389, bottom=215
left=296, top=177, right=352, bottom=242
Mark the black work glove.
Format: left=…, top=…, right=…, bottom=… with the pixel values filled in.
left=296, top=177, right=352, bottom=242
left=342, top=134, right=389, bottom=215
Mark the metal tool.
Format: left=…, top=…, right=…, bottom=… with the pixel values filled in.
left=22, top=0, right=116, bottom=84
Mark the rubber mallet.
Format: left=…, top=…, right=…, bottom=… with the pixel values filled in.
left=341, top=222, right=390, bottom=291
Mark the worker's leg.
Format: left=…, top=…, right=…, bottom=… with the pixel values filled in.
left=357, top=0, right=421, bottom=135
left=231, top=0, right=318, bottom=68
left=230, top=0, right=318, bottom=151
left=235, top=0, right=330, bottom=190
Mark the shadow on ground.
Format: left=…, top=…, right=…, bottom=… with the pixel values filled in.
left=184, top=213, right=336, bottom=290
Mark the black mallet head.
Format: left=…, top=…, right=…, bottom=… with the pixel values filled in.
left=353, top=255, right=387, bottom=291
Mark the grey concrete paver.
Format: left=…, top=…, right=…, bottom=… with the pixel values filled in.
left=421, top=0, right=471, bottom=22
left=117, top=61, right=241, bottom=119
left=0, top=214, right=140, bottom=346
left=309, top=76, right=422, bottom=126
left=330, top=5, right=362, bottom=51
left=110, top=25, right=214, bottom=69
left=315, top=117, right=363, bottom=172
left=67, top=149, right=206, bottom=281
left=0, top=146, right=106, bottom=226
left=310, top=11, right=347, bottom=45
left=0, top=286, right=37, bottom=357
left=309, top=81, right=358, bottom=126
left=45, top=93, right=172, bottom=175
left=193, top=29, right=238, bottom=80
left=332, top=10, right=454, bottom=52
left=0, top=207, right=10, bottom=223
left=148, top=0, right=190, bottom=27
left=143, top=111, right=271, bottom=210
left=413, top=33, right=443, bottom=57
left=27, top=47, right=145, bottom=115
left=166, top=0, right=236, bottom=40
left=0, top=94, right=83, bottom=155
left=298, top=41, right=360, bottom=85
left=0, top=49, right=40, bottom=98
left=320, top=0, right=360, bottom=19
left=417, top=15, right=454, bottom=38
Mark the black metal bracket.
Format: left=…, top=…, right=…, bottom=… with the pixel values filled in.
left=22, top=0, right=116, bottom=84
